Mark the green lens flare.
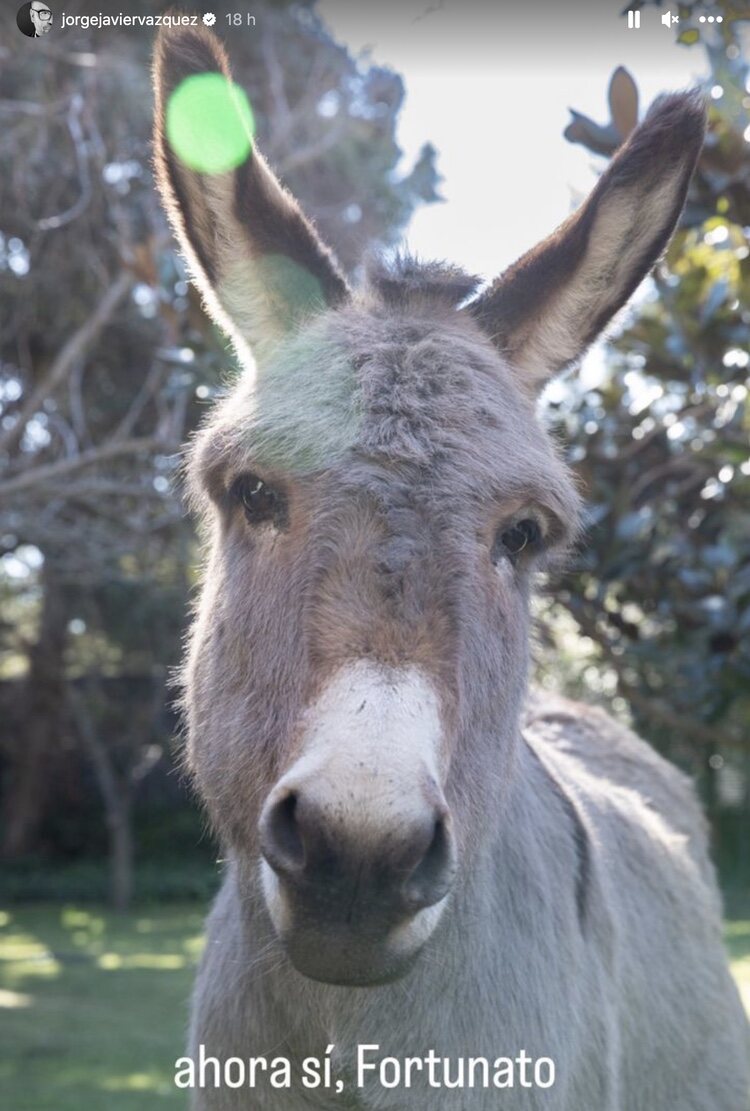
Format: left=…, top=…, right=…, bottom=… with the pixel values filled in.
left=166, top=73, right=255, bottom=174
left=257, top=254, right=327, bottom=326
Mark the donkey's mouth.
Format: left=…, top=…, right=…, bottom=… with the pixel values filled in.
left=280, top=915, right=431, bottom=986
left=284, top=929, right=421, bottom=987
left=261, top=859, right=447, bottom=986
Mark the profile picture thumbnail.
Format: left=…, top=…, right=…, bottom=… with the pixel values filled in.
left=17, top=2, right=54, bottom=37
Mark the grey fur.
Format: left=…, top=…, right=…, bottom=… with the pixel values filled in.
left=179, top=288, right=749, bottom=1110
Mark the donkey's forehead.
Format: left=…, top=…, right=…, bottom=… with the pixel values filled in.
left=229, top=317, right=362, bottom=474
left=221, top=307, right=548, bottom=480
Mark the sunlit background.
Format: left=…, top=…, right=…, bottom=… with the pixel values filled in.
left=321, top=0, right=709, bottom=275
left=1, top=2, right=749, bottom=1107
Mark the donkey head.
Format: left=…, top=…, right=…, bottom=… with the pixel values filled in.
left=154, top=27, right=704, bottom=986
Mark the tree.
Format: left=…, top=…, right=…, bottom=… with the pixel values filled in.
left=537, top=1, right=750, bottom=878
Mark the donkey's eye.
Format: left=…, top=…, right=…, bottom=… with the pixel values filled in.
left=492, top=518, right=542, bottom=566
left=231, top=473, right=287, bottom=528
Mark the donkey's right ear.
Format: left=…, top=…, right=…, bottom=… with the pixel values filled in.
left=153, top=25, right=349, bottom=366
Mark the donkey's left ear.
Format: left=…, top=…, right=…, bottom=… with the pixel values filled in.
left=468, top=91, right=705, bottom=393
left=153, top=25, right=349, bottom=366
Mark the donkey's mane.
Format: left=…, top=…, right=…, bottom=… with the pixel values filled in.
left=366, top=255, right=482, bottom=311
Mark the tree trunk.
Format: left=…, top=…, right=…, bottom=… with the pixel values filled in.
left=1, top=558, right=67, bottom=858
left=68, top=686, right=135, bottom=914
left=108, top=795, right=134, bottom=914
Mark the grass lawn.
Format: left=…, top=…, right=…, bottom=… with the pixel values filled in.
left=0, top=905, right=203, bottom=1111
left=726, top=918, right=750, bottom=1017
left=1, top=904, right=748, bottom=1111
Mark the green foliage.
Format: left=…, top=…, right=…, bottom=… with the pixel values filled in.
left=2, top=859, right=220, bottom=905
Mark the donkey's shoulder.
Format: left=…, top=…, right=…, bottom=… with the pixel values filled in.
left=523, top=689, right=706, bottom=843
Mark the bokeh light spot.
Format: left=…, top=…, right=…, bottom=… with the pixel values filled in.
left=166, top=73, right=255, bottom=174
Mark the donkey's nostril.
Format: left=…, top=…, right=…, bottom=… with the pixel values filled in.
left=261, top=790, right=305, bottom=874
left=403, top=815, right=456, bottom=910
left=260, top=779, right=456, bottom=918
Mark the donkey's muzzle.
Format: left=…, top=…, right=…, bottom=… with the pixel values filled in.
left=258, top=777, right=456, bottom=983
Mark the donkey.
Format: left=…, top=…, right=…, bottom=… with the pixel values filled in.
left=153, top=25, right=749, bottom=1111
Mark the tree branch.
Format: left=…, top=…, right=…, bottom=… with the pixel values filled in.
left=2, top=437, right=173, bottom=498
left=0, top=270, right=133, bottom=457
left=558, top=596, right=735, bottom=750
